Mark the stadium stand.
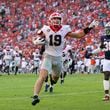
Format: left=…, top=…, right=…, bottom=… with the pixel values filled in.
left=0, top=0, right=109, bottom=58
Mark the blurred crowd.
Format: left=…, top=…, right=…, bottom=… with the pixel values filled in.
left=0, top=0, right=110, bottom=58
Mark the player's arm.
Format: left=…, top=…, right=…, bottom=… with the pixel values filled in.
left=67, top=20, right=99, bottom=38
left=66, top=28, right=92, bottom=38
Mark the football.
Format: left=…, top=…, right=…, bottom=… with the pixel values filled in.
left=33, top=37, right=46, bottom=45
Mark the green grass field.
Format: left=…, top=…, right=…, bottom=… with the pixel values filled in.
left=0, top=73, right=110, bottom=110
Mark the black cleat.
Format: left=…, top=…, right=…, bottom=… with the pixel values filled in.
left=60, top=79, right=64, bottom=84
left=32, top=95, right=40, bottom=106
left=49, top=87, right=53, bottom=93
left=44, top=84, right=49, bottom=92
left=102, top=95, right=110, bottom=101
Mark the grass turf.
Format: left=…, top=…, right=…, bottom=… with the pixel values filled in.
left=0, top=73, right=110, bottom=110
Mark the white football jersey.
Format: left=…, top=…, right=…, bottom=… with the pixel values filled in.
left=33, top=52, right=40, bottom=61
left=3, top=49, right=13, bottom=60
left=41, top=25, right=71, bottom=56
left=13, top=50, right=21, bottom=61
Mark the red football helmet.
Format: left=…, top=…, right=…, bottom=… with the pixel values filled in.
left=49, top=12, right=62, bottom=26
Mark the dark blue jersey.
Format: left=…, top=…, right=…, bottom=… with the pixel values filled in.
left=0, top=50, right=4, bottom=59
left=100, top=35, right=110, bottom=59
left=85, top=49, right=92, bottom=59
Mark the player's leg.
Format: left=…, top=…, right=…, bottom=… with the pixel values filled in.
left=15, top=66, right=18, bottom=75
left=35, top=67, right=38, bottom=75
left=34, top=70, right=48, bottom=95
left=102, top=59, right=110, bottom=101
left=4, top=60, right=10, bottom=75
left=32, top=66, right=35, bottom=74
left=49, top=57, right=62, bottom=92
left=32, top=69, right=48, bottom=105
left=60, top=72, right=64, bottom=84
left=44, top=75, right=49, bottom=92
left=49, top=73, right=59, bottom=92
left=32, top=54, right=51, bottom=105
left=5, top=60, right=10, bottom=75
left=103, top=71, right=110, bottom=101
left=60, top=62, right=67, bottom=84
left=0, top=64, right=3, bottom=72
left=60, top=71, right=66, bottom=84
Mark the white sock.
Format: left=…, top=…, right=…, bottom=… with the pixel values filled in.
left=34, top=93, right=38, bottom=96
left=50, top=85, right=53, bottom=88
left=45, top=82, right=49, bottom=85
left=103, top=80, right=109, bottom=90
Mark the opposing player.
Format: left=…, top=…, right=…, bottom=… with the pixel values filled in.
left=92, top=22, right=110, bottom=101
left=32, top=12, right=98, bottom=105
left=84, top=45, right=93, bottom=74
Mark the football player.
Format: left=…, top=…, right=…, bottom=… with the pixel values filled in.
left=13, top=46, right=22, bottom=75
left=0, top=46, right=4, bottom=74
left=32, top=12, right=98, bottom=105
left=32, top=49, right=40, bottom=74
left=60, top=50, right=69, bottom=84
left=84, top=45, right=93, bottom=74
left=92, top=22, right=110, bottom=101
left=3, top=45, right=14, bottom=75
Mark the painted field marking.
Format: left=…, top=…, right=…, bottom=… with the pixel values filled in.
left=0, top=90, right=103, bottom=100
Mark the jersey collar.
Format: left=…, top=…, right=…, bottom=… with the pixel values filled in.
left=50, top=25, right=62, bottom=32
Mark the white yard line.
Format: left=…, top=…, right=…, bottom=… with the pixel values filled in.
left=0, top=90, right=103, bottom=100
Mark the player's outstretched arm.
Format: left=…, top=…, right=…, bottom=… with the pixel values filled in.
left=67, top=20, right=99, bottom=38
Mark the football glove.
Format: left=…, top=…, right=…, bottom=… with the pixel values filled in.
left=89, top=20, right=99, bottom=28
left=33, top=37, right=45, bottom=45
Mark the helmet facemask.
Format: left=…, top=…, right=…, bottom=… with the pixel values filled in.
left=51, top=17, right=62, bottom=26
left=49, top=12, right=62, bottom=27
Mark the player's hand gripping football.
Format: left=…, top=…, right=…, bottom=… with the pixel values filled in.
left=33, top=36, right=45, bottom=45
